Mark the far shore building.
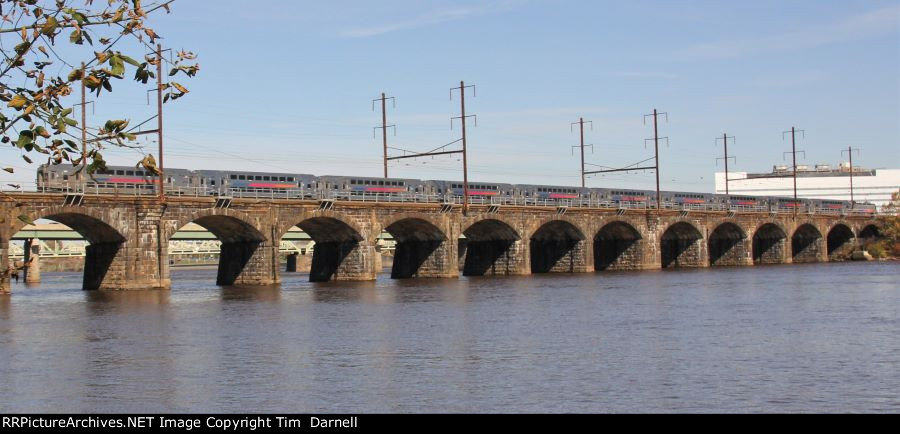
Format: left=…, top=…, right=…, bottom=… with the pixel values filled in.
left=715, top=162, right=899, bottom=210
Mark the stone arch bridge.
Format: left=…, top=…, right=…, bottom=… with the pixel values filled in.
left=0, top=194, right=881, bottom=292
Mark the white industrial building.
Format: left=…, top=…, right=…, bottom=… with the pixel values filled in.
left=715, top=163, right=899, bottom=210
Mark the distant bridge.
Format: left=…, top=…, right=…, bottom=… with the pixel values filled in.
left=0, top=192, right=881, bottom=292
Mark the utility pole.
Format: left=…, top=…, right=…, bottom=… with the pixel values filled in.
left=842, top=146, right=860, bottom=207
left=451, top=81, right=476, bottom=215
left=156, top=44, right=165, bottom=202
left=582, top=108, right=667, bottom=213
left=385, top=81, right=475, bottom=214
left=570, top=118, right=593, bottom=188
left=644, top=109, right=669, bottom=211
left=80, top=63, right=86, bottom=170
left=74, top=63, right=95, bottom=182
left=782, top=127, right=806, bottom=206
left=716, top=133, right=736, bottom=195
left=372, top=92, right=396, bottom=178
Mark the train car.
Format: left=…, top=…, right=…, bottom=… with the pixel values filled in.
left=608, top=189, right=652, bottom=208
left=437, top=180, right=515, bottom=204
left=852, top=202, right=877, bottom=214
left=723, top=195, right=768, bottom=211
left=515, top=184, right=590, bottom=206
left=38, top=163, right=164, bottom=194
left=809, top=199, right=850, bottom=214
left=661, top=191, right=718, bottom=210
left=773, top=197, right=811, bottom=213
left=316, top=175, right=422, bottom=201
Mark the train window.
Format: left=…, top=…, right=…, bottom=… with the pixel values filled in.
left=211, top=180, right=216, bottom=186
left=279, top=177, right=285, bottom=182
left=125, top=171, right=133, bottom=176
left=238, top=175, right=245, bottom=180
left=230, top=175, right=237, bottom=180
left=287, top=177, right=294, bottom=182
left=255, top=176, right=262, bottom=180
left=115, top=170, right=123, bottom=175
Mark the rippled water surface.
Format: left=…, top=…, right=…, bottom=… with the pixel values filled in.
left=1, top=262, right=898, bottom=413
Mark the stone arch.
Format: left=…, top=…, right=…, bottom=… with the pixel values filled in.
left=460, top=218, right=523, bottom=276
left=752, top=222, right=788, bottom=264
left=792, top=223, right=823, bottom=263
left=168, top=208, right=271, bottom=286
left=163, top=208, right=269, bottom=241
left=383, top=217, right=452, bottom=278
left=826, top=223, right=855, bottom=260
left=276, top=210, right=367, bottom=243
left=530, top=219, right=588, bottom=273
left=594, top=221, right=643, bottom=271
left=708, top=222, right=749, bottom=266
left=858, top=224, right=880, bottom=240
left=660, top=221, right=705, bottom=268
left=12, top=206, right=128, bottom=290
left=293, top=216, right=366, bottom=282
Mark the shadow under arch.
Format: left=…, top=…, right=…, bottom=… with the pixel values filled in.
left=661, top=221, right=704, bottom=268
left=17, top=211, right=126, bottom=290
left=594, top=221, right=643, bottom=271
left=792, top=223, right=823, bottom=263
left=461, top=219, right=521, bottom=276
left=753, top=223, right=787, bottom=264
left=295, top=216, right=365, bottom=282
left=708, top=222, right=747, bottom=266
left=180, top=215, right=267, bottom=286
left=530, top=220, right=586, bottom=273
left=826, top=223, right=855, bottom=260
left=384, top=218, right=448, bottom=278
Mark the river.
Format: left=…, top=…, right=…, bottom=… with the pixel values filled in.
left=0, top=262, right=897, bottom=413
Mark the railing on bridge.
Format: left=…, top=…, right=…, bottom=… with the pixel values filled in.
left=1, top=182, right=883, bottom=216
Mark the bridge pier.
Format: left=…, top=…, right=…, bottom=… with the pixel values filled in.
left=23, top=238, right=40, bottom=283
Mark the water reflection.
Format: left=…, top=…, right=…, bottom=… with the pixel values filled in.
left=0, top=262, right=897, bottom=413
left=219, top=285, right=282, bottom=302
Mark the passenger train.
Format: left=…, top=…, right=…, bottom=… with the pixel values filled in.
left=35, top=164, right=877, bottom=214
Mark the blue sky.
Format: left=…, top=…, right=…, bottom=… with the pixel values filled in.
left=3, top=0, right=899, bottom=192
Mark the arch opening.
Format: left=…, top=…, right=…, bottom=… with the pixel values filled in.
left=174, top=215, right=267, bottom=286
left=661, top=222, right=704, bottom=268
left=384, top=218, right=449, bottom=278
left=594, top=221, right=643, bottom=271
left=752, top=223, right=787, bottom=264
left=460, top=219, right=521, bottom=276
left=791, top=224, right=823, bottom=263
left=296, top=217, right=365, bottom=282
left=530, top=220, right=586, bottom=273
left=708, top=222, right=748, bottom=266
left=859, top=224, right=880, bottom=240
left=826, top=224, right=855, bottom=260
left=11, top=212, right=126, bottom=290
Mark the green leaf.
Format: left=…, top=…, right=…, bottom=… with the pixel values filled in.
left=120, top=54, right=141, bottom=67
left=41, top=16, right=58, bottom=36
left=34, top=125, right=51, bottom=138
left=16, top=130, right=34, bottom=148
left=109, top=55, right=125, bottom=76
